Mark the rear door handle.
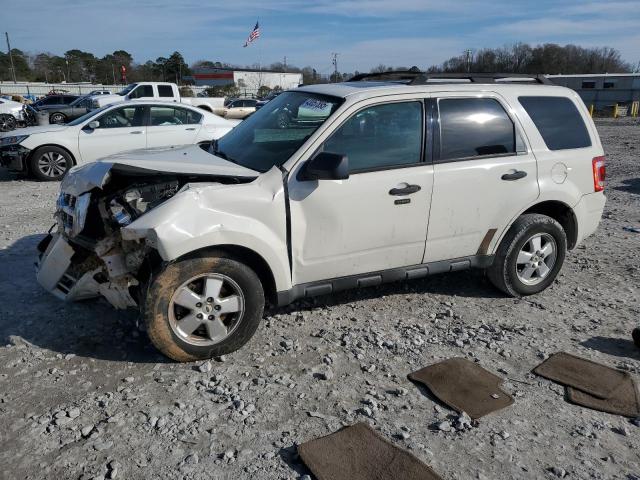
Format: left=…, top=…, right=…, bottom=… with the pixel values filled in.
left=501, top=170, right=527, bottom=181
left=389, top=183, right=421, bottom=195
left=130, top=130, right=144, bottom=134
left=185, top=127, right=196, bottom=131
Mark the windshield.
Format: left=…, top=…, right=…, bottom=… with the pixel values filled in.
left=212, top=91, right=343, bottom=173
left=67, top=104, right=111, bottom=126
left=118, top=84, right=137, bottom=96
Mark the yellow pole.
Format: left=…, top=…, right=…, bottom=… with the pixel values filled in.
left=589, top=104, right=594, bottom=117
left=613, top=103, right=618, bottom=118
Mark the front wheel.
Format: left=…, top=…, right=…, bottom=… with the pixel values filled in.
left=49, top=112, right=66, bottom=124
left=28, top=146, right=73, bottom=181
left=0, top=114, right=16, bottom=132
left=488, top=214, right=567, bottom=296
left=144, top=255, right=265, bottom=362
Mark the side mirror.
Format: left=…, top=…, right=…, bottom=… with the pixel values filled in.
left=300, top=152, right=349, bottom=181
left=87, top=120, right=99, bottom=130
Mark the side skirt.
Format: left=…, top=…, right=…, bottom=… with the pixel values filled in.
left=276, top=254, right=494, bottom=306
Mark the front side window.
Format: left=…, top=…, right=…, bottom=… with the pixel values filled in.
left=519, top=96, right=591, bottom=150
left=582, top=81, right=596, bottom=89
left=128, top=85, right=153, bottom=99
left=96, top=106, right=144, bottom=129
left=158, top=85, right=174, bottom=97
left=214, top=92, right=343, bottom=173
left=322, top=101, right=423, bottom=172
left=438, top=98, right=517, bottom=161
left=149, top=106, right=202, bottom=125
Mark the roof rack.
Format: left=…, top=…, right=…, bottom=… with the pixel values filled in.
left=348, top=71, right=552, bottom=85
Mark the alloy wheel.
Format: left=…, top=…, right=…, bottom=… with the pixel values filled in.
left=168, top=273, right=245, bottom=346
left=515, top=233, right=557, bottom=286
left=37, top=151, right=68, bottom=178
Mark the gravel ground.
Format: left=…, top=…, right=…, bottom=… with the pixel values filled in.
left=0, top=118, right=639, bottom=480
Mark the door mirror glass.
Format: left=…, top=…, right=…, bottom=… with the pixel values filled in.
left=87, top=120, right=100, bottom=129
left=301, top=152, right=349, bottom=181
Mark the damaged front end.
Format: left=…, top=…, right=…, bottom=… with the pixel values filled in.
left=36, top=160, right=254, bottom=309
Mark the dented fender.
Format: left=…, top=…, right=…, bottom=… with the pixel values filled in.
left=121, top=167, right=292, bottom=291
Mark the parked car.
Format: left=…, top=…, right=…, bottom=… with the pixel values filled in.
left=89, top=82, right=225, bottom=115
left=255, top=91, right=282, bottom=110
left=0, top=99, right=26, bottom=131
left=89, top=90, right=112, bottom=95
left=35, top=74, right=606, bottom=361
left=0, top=100, right=237, bottom=181
left=33, top=95, right=79, bottom=109
left=222, top=98, right=257, bottom=119
left=37, top=95, right=95, bottom=124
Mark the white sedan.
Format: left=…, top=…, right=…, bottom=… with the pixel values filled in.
left=0, top=100, right=237, bottom=181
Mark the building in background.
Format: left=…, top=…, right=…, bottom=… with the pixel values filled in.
left=548, top=73, right=640, bottom=111
left=185, top=68, right=302, bottom=94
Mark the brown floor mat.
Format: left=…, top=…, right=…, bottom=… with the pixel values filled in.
left=533, top=352, right=629, bottom=399
left=297, top=423, right=443, bottom=480
left=567, top=375, right=640, bottom=418
left=408, top=357, right=514, bottom=419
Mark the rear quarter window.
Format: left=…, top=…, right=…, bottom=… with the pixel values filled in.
left=519, top=96, right=591, bottom=150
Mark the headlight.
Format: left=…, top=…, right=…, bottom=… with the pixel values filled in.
left=56, top=191, right=91, bottom=237
left=0, top=135, right=29, bottom=146
left=72, top=193, right=91, bottom=237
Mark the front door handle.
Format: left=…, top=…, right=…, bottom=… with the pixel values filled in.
left=130, top=130, right=144, bottom=134
left=185, top=127, right=196, bottom=131
left=501, top=170, right=527, bottom=181
left=389, top=183, right=421, bottom=195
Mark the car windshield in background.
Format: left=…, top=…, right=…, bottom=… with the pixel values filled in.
left=67, top=105, right=110, bottom=126
left=213, top=92, right=343, bottom=172
left=118, top=84, right=137, bottom=96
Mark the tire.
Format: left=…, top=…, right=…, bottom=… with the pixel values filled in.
left=28, top=146, right=73, bottom=181
left=633, top=328, right=640, bottom=349
left=488, top=214, right=567, bottom=297
left=49, top=112, right=66, bottom=124
left=144, top=254, right=265, bottom=362
left=0, top=114, right=16, bottom=132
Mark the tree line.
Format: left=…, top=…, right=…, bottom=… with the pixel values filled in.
left=0, top=42, right=635, bottom=86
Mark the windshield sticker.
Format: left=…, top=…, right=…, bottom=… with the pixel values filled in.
left=299, top=99, right=333, bottom=117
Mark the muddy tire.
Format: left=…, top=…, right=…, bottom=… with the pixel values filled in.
left=488, top=214, right=567, bottom=297
left=144, top=254, right=264, bottom=362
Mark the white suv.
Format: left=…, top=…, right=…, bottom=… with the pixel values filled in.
left=36, top=73, right=606, bottom=361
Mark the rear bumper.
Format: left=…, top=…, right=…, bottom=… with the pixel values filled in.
left=0, top=145, right=30, bottom=172
left=573, top=191, right=606, bottom=245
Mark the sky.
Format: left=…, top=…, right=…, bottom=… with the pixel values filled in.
left=1, top=0, right=639, bottom=73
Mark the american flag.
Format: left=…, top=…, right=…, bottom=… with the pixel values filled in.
left=243, top=21, right=260, bottom=47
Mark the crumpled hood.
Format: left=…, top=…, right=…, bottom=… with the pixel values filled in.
left=61, top=144, right=258, bottom=195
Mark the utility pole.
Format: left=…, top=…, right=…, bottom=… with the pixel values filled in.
left=5, top=32, right=17, bottom=83
left=65, top=56, right=71, bottom=83
left=331, top=52, right=339, bottom=83
left=283, top=56, right=287, bottom=72
left=464, top=49, right=473, bottom=72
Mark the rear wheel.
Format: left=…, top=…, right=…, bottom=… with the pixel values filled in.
left=0, top=114, right=16, bottom=132
left=28, top=146, right=73, bottom=181
left=144, top=255, right=264, bottom=362
left=488, top=214, right=567, bottom=296
left=49, top=112, right=66, bottom=124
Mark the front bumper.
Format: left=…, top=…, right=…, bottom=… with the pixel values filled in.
left=0, top=145, right=30, bottom=172
left=36, top=232, right=139, bottom=309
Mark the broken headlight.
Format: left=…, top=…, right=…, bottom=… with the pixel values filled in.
left=56, top=191, right=91, bottom=237
left=108, top=181, right=179, bottom=227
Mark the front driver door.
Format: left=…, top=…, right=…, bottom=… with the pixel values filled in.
left=288, top=100, right=434, bottom=285
left=78, top=105, right=147, bottom=162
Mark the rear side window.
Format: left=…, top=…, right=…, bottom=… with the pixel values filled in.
left=158, top=85, right=174, bottom=97
left=519, top=96, right=591, bottom=150
left=129, top=85, right=154, bottom=99
left=438, top=98, right=517, bottom=161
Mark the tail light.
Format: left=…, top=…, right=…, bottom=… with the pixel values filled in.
left=592, top=156, right=606, bottom=192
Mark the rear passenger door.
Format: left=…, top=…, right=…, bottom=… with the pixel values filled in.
left=146, top=105, right=203, bottom=147
left=424, top=94, right=539, bottom=263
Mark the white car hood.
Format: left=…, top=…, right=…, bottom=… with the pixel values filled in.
left=61, top=144, right=259, bottom=195
left=4, top=124, right=69, bottom=136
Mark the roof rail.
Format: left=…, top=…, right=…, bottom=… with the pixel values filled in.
left=410, top=72, right=552, bottom=85
left=348, top=71, right=552, bottom=85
